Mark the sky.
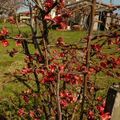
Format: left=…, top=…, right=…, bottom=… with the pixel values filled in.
left=18, top=0, right=120, bottom=13
left=103, top=0, right=120, bottom=13
left=102, top=0, right=120, bottom=13
left=103, top=0, right=120, bottom=4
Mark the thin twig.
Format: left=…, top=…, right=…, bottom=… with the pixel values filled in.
left=57, top=71, right=62, bottom=120
left=80, top=0, right=96, bottom=119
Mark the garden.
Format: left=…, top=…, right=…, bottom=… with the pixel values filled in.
left=0, top=0, right=120, bottom=120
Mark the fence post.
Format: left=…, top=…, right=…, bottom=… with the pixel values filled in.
left=104, top=83, right=120, bottom=120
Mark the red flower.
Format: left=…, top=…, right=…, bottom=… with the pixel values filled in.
left=59, top=22, right=67, bottom=29
left=60, top=90, right=77, bottom=107
left=59, top=52, right=65, bottom=57
left=59, top=64, right=65, bottom=72
left=9, top=16, right=16, bottom=24
left=116, top=57, right=120, bottom=65
left=53, top=16, right=63, bottom=24
left=21, top=67, right=33, bottom=75
left=100, top=112, right=111, bottom=120
left=88, top=110, right=94, bottom=120
left=100, top=62, right=107, bottom=68
left=23, top=95, right=29, bottom=103
left=16, top=40, right=22, bottom=46
left=49, top=64, right=57, bottom=73
left=60, top=99, right=68, bottom=107
left=15, top=34, right=22, bottom=46
left=88, top=67, right=96, bottom=74
left=42, top=71, right=55, bottom=83
left=2, top=40, right=9, bottom=47
left=91, top=44, right=101, bottom=52
left=44, top=0, right=54, bottom=9
left=97, top=105, right=104, bottom=114
left=44, top=14, right=52, bottom=21
left=29, top=110, right=35, bottom=118
left=63, top=73, right=82, bottom=84
left=18, top=108, right=25, bottom=116
left=0, top=27, right=9, bottom=36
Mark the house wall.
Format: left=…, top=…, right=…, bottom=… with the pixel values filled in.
left=105, top=13, right=111, bottom=30
left=51, top=8, right=56, bottom=18
left=19, top=15, right=30, bottom=22
left=93, top=15, right=99, bottom=31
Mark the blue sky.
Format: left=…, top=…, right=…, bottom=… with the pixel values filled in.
left=103, top=0, right=120, bottom=13
left=103, top=0, right=120, bottom=4
left=18, top=0, right=120, bottom=13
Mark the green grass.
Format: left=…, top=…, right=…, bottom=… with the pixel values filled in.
left=0, top=23, right=31, bottom=97
left=49, top=30, right=86, bottom=43
left=0, top=23, right=86, bottom=98
left=0, top=22, right=119, bottom=99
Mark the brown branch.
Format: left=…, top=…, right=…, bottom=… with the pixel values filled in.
left=14, top=75, right=34, bottom=92
left=8, top=36, right=42, bottom=41
left=56, top=72, right=62, bottom=120
left=80, top=0, right=96, bottom=119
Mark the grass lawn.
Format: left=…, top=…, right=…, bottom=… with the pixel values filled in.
left=0, top=23, right=119, bottom=99
left=0, top=23, right=86, bottom=98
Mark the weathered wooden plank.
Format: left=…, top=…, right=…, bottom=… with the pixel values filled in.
left=105, top=84, right=120, bottom=120
left=111, top=92, right=120, bottom=120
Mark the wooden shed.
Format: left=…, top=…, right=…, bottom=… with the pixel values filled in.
left=65, top=0, right=120, bottom=31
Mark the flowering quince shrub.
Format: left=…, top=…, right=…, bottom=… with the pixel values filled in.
left=88, top=98, right=111, bottom=120
left=0, top=0, right=120, bottom=120
left=0, top=27, right=9, bottom=47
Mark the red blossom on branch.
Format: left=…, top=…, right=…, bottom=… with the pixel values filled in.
left=100, top=113, right=111, bottom=120
left=44, top=0, right=54, bottom=10
left=60, top=90, right=77, bottom=107
left=100, top=62, right=108, bottom=69
left=44, top=14, right=52, bottom=21
left=15, top=34, right=22, bottom=46
left=0, top=27, right=9, bottom=36
left=91, top=44, right=102, bottom=52
left=21, top=67, right=33, bottom=75
left=8, top=16, right=16, bottom=24
left=22, top=95, right=29, bottom=103
left=88, top=110, right=95, bottom=120
left=42, top=70, right=56, bottom=83
left=1, top=40, right=9, bottom=47
left=18, top=108, right=25, bottom=117
left=29, top=110, right=35, bottom=118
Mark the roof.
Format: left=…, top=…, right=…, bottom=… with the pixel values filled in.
left=19, top=11, right=35, bottom=15
left=65, top=1, right=120, bottom=12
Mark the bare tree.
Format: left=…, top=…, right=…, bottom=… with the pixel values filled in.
left=0, top=0, right=22, bottom=16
